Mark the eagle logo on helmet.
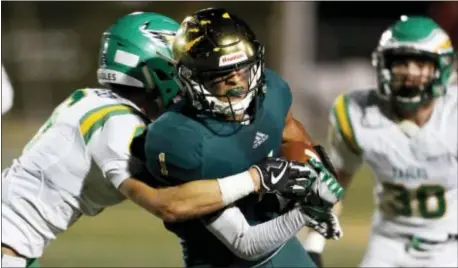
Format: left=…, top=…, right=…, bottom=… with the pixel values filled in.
left=139, top=22, right=176, bottom=48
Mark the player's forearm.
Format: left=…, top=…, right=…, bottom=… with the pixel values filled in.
left=155, top=168, right=260, bottom=222
left=120, top=178, right=181, bottom=221
left=122, top=178, right=222, bottom=222
left=154, top=179, right=224, bottom=222
left=206, top=206, right=311, bottom=261
left=121, top=169, right=261, bottom=222
left=158, top=168, right=261, bottom=222
left=239, top=207, right=313, bottom=259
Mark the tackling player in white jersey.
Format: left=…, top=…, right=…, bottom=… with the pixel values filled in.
left=303, top=16, right=457, bottom=267
left=1, top=12, right=317, bottom=267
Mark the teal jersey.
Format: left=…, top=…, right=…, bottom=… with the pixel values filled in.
left=143, top=69, right=312, bottom=267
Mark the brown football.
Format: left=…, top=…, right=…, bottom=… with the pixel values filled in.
left=280, top=141, right=321, bottom=163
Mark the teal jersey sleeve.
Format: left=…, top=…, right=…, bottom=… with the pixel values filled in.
left=143, top=111, right=205, bottom=186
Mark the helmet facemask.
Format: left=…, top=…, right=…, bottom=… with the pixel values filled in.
left=373, top=47, right=455, bottom=117
left=178, top=45, right=265, bottom=122
left=372, top=16, right=456, bottom=118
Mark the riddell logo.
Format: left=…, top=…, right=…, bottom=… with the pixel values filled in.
left=219, top=51, right=248, bottom=67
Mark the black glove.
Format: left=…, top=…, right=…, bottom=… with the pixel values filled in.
left=307, top=251, right=323, bottom=268
left=251, top=157, right=315, bottom=197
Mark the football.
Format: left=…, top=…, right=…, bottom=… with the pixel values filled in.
left=280, top=141, right=321, bottom=163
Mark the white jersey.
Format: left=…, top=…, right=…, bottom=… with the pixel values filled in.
left=1, top=88, right=149, bottom=258
left=328, top=84, right=458, bottom=239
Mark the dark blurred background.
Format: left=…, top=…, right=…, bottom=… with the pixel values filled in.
left=2, top=1, right=457, bottom=267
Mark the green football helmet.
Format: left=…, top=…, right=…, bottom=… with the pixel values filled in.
left=97, top=12, right=181, bottom=107
left=372, top=15, right=456, bottom=115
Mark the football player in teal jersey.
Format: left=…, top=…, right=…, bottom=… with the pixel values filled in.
left=136, top=8, right=344, bottom=267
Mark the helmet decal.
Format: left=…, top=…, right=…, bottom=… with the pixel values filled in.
left=139, top=22, right=176, bottom=48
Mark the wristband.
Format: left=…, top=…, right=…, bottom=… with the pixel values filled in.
left=217, top=171, right=255, bottom=205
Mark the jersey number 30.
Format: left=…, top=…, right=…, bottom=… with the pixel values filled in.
left=382, top=182, right=446, bottom=219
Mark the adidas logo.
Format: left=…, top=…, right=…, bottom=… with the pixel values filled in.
left=253, top=131, right=269, bottom=149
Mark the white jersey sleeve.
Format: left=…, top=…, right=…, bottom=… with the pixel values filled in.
left=2, top=65, right=14, bottom=115
left=327, top=93, right=364, bottom=174
left=87, top=112, right=146, bottom=188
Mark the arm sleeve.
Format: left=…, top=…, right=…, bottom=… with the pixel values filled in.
left=327, top=93, right=363, bottom=174
left=204, top=205, right=309, bottom=261
left=2, top=65, right=14, bottom=115
left=88, top=113, right=146, bottom=188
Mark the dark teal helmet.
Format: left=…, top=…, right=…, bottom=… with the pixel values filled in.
left=172, top=8, right=266, bottom=121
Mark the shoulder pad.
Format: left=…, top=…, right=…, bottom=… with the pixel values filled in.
left=440, top=83, right=458, bottom=116
left=330, top=89, right=376, bottom=154
left=144, top=111, right=205, bottom=185
left=343, top=89, right=379, bottom=111
left=264, top=69, right=292, bottom=112
left=264, top=69, right=288, bottom=87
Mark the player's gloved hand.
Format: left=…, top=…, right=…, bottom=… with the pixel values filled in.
left=251, top=157, right=316, bottom=196
left=303, top=158, right=344, bottom=208
left=300, top=205, right=343, bottom=240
